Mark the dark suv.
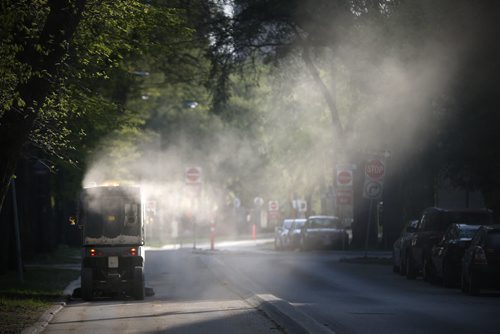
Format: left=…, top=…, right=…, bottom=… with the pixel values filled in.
left=405, top=207, right=493, bottom=280
left=461, top=225, right=500, bottom=295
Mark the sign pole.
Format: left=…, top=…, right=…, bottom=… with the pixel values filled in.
left=364, top=199, right=374, bottom=259
left=192, top=222, right=197, bottom=250
left=11, top=177, right=23, bottom=282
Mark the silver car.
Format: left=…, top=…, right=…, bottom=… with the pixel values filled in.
left=274, top=219, right=294, bottom=250
left=299, top=216, right=348, bottom=251
left=286, top=219, right=307, bottom=250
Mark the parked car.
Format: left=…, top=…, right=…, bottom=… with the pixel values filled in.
left=405, top=207, right=494, bottom=280
left=430, top=224, right=481, bottom=287
left=299, top=216, right=348, bottom=251
left=392, top=219, right=419, bottom=274
left=285, top=219, right=306, bottom=250
left=461, top=225, right=500, bottom=295
left=274, top=219, right=294, bottom=250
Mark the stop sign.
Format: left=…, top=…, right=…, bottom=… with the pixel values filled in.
left=337, top=170, right=353, bottom=186
left=365, top=159, right=385, bottom=180
left=185, top=167, right=202, bottom=184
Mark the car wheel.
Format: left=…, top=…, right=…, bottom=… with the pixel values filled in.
left=133, top=266, right=145, bottom=300
left=81, top=268, right=93, bottom=301
left=461, top=269, right=469, bottom=293
left=469, top=271, right=480, bottom=296
left=392, top=250, right=399, bottom=273
left=406, top=254, right=417, bottom=280
left=442, top=261, right=454, bottom=288
left=423, top=258, right=436, bottom=283
left=399, top=254, right=407, bottom=276
left=299, top=237, right=307, bottom=252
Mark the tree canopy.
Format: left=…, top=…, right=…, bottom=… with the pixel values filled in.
left=1, top=0, right=500, bottom=256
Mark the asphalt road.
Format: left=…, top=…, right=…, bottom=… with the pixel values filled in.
left=43, top=239, right=500, bottom=333
left=210, top=243, right=500, bottom=334
left=43, top=246, right=282, bottom=334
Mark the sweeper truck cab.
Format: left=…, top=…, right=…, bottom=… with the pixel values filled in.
left=78, top=185, right=145, bottom=300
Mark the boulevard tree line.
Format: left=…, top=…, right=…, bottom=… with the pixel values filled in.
left=1, top=0, right=500, bottom=267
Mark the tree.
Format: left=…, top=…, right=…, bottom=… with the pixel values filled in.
left=0, top=0, right=87, bottom=212
left=0, top=0, right=219, bottom=267
left=217, top=0, right=500, bottom=245
left=0, top=0, right=208, bottom=211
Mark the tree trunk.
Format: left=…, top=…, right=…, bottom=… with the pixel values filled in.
left=301, top=42, right=344, bottom=143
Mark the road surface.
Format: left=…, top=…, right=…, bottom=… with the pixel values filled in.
left=44, top=239, right=500, bottom=333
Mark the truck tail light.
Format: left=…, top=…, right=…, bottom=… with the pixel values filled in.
left=129, top=248, right=137, bottom=256
left=89, top=248, right=104, bottom=257
left=474, top=247, right=488, bottom=265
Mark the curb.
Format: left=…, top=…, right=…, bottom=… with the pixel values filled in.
left=21, top=303, right=65, bottom=334
left=246, top=294, right=334, bottom=334
left=200, top=254, right=335, bottom=334
left=21, top=278, right=80, bottom=334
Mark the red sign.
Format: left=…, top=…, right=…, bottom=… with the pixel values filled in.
left=365, top=159, right=385, bottom=180
left=268, top=200, right=279, bottom=211
left=336, top=189, right=353, bottom=205
left=268, top=211, right=280, bottom=220
left=337, top=170, right=353, bottom=186
left=185, top=167, right=202, bottom=184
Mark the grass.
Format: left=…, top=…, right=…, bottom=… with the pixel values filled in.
left=0, top=246, right=81, bottom=333
left=29, top=244, right=81, bottom=265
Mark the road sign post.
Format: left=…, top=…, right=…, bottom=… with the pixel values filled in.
left=363, top=159, right=385, bottom=200
left=185, top=166, right=202, bottom=249
left=336, top=164, right=356, bottom=227
left=363, top=158, right=386, bottom=258
left=364, top=200, right=375, bottom=258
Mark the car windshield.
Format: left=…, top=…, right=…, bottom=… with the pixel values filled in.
left=293, top=220, right=306, bottom=229
left=310, top=218, right=341, bottom=228
left=440, top=212, right=492, bottom=231
left=283, top=220, right=293, bottom=229
left=458, top=229, right=477, bottom=239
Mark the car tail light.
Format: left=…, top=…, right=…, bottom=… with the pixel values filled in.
left=474, top=247, right=488, bottom=265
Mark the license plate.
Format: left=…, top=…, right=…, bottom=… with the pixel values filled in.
left=108, top=256, right=119, bottom=268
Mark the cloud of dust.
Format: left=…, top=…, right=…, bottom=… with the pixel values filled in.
left=82, top=1, right=477, bottom=243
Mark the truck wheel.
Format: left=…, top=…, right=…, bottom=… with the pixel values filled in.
left=81, top=268, right=93, bottom=301
left=133, top=266, right=145, bottom=300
